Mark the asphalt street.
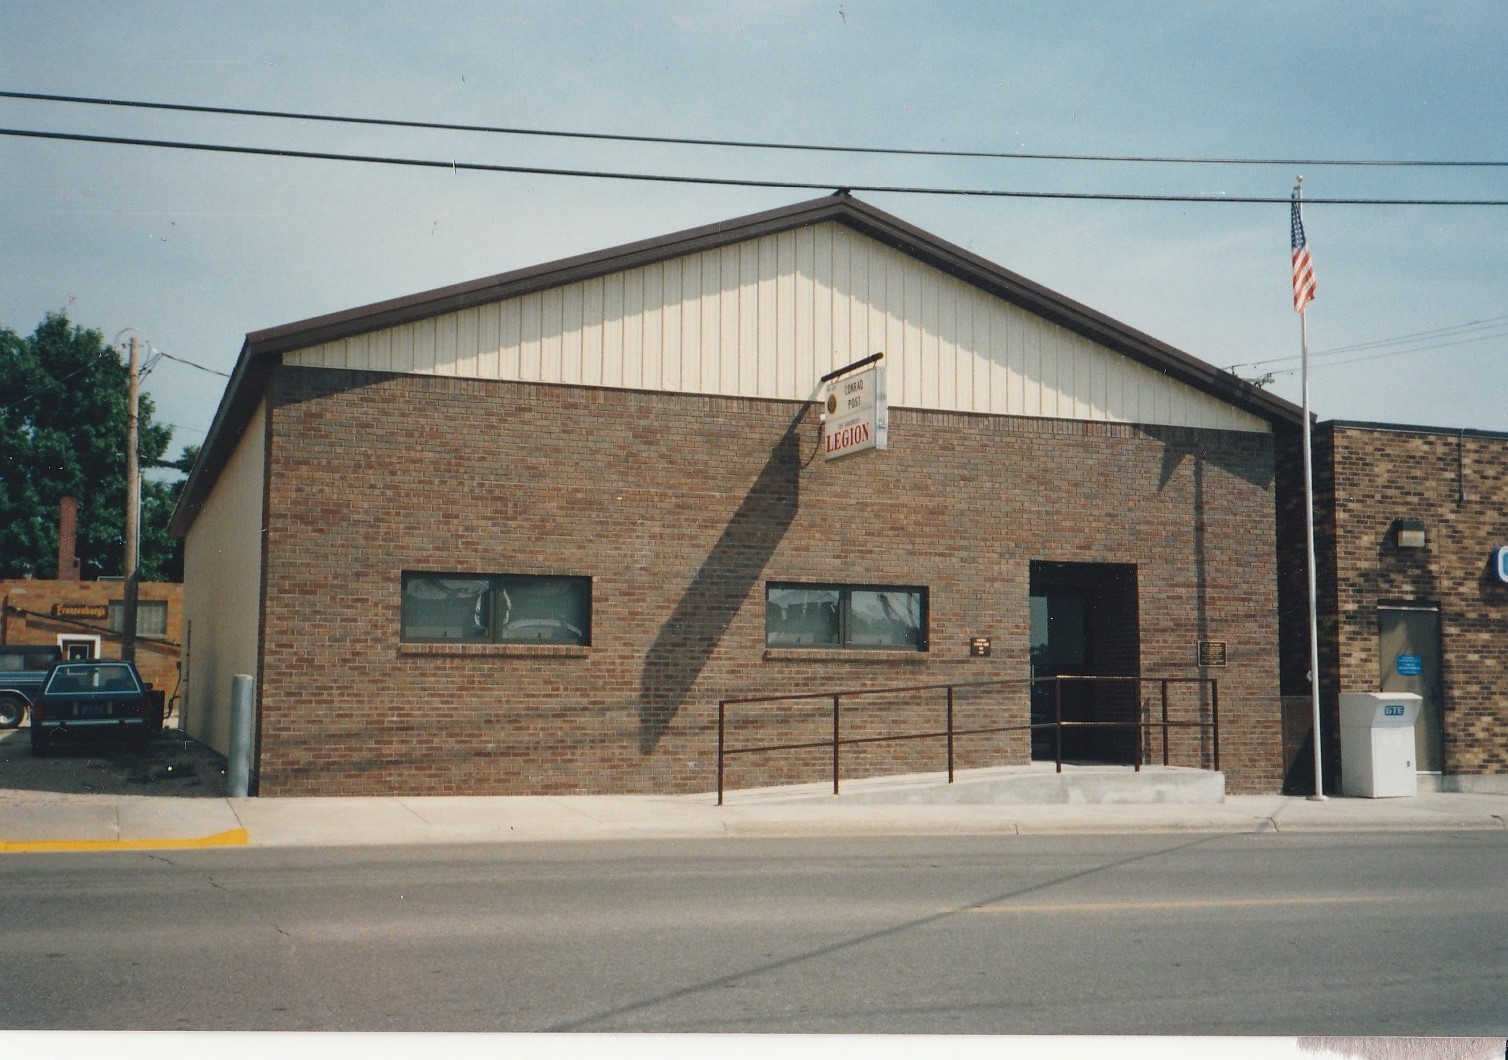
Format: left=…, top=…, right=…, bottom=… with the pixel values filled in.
left=3, top=831, right=1505, bottom=1036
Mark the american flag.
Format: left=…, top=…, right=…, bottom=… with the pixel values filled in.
left=1291, top=189, right=1317, bottom=314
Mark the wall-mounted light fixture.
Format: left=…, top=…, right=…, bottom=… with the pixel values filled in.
left=1394, top=518, right=1427, bottom=549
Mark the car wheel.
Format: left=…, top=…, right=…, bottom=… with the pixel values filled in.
left=0, top=695, right=24, bottom=729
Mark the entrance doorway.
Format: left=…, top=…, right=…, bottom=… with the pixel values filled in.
left=1377, top=605, right=1444, bottom=775
left=1029, top=561, right=1140, bottom=762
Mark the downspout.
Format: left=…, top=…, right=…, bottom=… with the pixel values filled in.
left=1457, top=428, right=1468, bottom=508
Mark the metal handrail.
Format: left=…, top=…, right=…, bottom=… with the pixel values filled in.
left=716, top=675, right=1219, bottom=804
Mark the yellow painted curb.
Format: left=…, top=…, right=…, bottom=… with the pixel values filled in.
left=0, top=827, right=249, bottom=853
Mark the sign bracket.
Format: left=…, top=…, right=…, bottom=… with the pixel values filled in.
left=819, top=351, right=884, bottom=386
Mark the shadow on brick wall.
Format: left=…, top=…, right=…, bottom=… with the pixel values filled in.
left=637, top=413, right=806, bottom=753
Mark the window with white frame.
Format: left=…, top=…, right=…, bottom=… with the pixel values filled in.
left=765, top=583, right=927, bottom=651
left=401, top=573, right=591, bottom=645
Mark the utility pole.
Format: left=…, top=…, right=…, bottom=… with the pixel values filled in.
left=122, top=335, right=140, bottom=663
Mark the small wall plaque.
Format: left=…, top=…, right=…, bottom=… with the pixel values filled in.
left=1197, top=640, right=1227, bottom=668
left=969, top=637, right=992, bottom=658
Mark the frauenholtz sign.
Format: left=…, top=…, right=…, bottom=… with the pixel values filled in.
left=54, top=603, right=108, bottom=620
left=823, top=363, right=888, bottom=461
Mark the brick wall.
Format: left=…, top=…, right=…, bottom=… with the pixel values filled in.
left=1320, top=425, right=1508, bottom=779
left=253, top=366, right=1286, bottom=796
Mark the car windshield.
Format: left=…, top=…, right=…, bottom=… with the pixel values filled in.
left=45, top=663, right=141, bottom=695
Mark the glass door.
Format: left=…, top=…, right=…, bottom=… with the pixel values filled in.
left=1030, top=591, right=1088, bottom=760
left=1377, top=605, right=1444, bottom=775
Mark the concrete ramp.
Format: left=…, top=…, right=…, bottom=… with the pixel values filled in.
left=722, top=763, right=1225, bottom=806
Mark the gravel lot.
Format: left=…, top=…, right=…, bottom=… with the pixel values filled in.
left=0, top=722, right=228, bottom=800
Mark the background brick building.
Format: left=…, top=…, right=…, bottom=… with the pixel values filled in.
left=172, top=195, right=1303, bottom=797
left=0, top=578, right=184, bottom=701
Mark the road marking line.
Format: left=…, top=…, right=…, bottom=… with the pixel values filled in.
left=964, top=895, right=1386, bottom=914
left=0, top=827, right=249, bottom=854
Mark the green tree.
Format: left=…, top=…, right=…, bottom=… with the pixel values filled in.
left=0, top=312, right=189, bottom=581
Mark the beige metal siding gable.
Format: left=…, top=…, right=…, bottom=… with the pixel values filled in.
left=285, top=221, right=1268, bottom=433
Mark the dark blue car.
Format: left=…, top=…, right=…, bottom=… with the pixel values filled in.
left=30, top=660, right=159, bottom=757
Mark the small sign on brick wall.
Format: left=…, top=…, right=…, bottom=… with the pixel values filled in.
left=1197, top=640, right=1227, bottom=668
left=53, top=603, right=108, bottom=620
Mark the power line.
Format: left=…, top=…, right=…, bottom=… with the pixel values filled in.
left=1305, top=315, right=1508, bottom=358
left=1259, top=334, right=1503, bottom=379
left=158, top=423, right=209, bottom=444
left=4, top=89, right=1507, bottom=169
left=1228, top=314, right=1508, bottom=372
left=6, top=126, right=1508, bottom=206
left=152, top=348, right=230, bottom=378
left=137, top=344, right=230, bottom=382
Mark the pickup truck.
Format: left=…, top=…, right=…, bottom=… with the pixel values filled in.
left=0, top=646, right=64, bottom=729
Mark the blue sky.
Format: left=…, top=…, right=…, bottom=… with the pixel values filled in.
left=3, top=1, right=1506, bottom=460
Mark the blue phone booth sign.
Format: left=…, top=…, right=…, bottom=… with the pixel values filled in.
left=1497, top=546, right=1508, bottom=585
left=1396, top=654, right=1423, bottom=677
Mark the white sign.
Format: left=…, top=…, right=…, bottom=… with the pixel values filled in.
left=1496, top=546, right=1508, bottom=584
left=822, top=365, right=888, bottom=461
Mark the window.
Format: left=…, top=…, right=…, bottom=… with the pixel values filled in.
left=107, top=599, right=169, bottom=638
left=401, top=573, right=590, bottom=645
left=766, top=583, right=927, bottom=651
left=0, top=648, right=61, bottom=671
left=44, top=662, right=143, bottom=695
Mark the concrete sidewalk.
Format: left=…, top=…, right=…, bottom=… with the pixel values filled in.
left=4, top=767, right=1508, bottom=852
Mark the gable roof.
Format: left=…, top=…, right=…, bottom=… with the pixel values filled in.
left=170, top=193, right=1302, bottom=536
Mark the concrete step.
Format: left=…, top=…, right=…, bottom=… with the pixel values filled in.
left=722, top=763, right=1226, bottom=806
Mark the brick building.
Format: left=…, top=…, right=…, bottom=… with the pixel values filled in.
left=170, top=195, right=1304, bottom=796
left=1281, top=421, right=1508, bottom=794
left=0, top=578, right=184, bottom=699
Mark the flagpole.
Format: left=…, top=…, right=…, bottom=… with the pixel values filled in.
left=1295, top=176, right=1327, bottom=800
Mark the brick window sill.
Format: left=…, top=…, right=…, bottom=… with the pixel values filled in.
left=399, top=642, right=591, bottom=658
left=764, top=648, right=929, bottom=663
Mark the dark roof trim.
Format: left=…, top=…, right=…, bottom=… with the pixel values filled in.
left=827, top=197, right=1302, bottom=426
left=171, top=193, right=1301, bottom=536
left=239, top=195, right=853, bottom=359
left=1325, top=419, right=1508, bottom=441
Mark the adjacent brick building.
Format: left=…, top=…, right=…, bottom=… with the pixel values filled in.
left=1280, top=422, right=1508, bottom=794
left=0, top=578, right=184, bottom=699
left=170, top=195, right=1305, bottom=796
